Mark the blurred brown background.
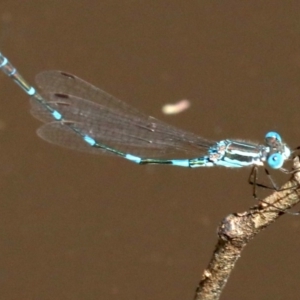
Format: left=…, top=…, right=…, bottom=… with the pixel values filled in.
left=0, top=1, right=300, bottom=300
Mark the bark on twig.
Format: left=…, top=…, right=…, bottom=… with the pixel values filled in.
left=194, top=157, right=300, bottom=300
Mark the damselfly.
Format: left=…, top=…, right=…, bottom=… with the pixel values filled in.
left=0, top=53, right=292, bottom=183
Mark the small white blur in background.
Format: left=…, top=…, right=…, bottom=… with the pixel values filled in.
left=161, top=99, right=191, bottom=115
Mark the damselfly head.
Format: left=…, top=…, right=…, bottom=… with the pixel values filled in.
left=265, top=131, right=291, bottom=169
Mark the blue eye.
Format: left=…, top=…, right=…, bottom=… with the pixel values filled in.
left=267, top=153, right=284, bottom=169
left=265, top=131, right=282, bottom=142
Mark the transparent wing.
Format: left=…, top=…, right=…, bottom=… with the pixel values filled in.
left=30, top=71, right=215, bottom=158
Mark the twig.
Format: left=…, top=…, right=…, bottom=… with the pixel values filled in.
left=194, top=156, right=300, bottom=300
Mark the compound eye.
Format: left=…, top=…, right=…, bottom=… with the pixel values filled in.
left=265, top=131, right=282, bottom=143
left=267, top=153, right=284, bottom=169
